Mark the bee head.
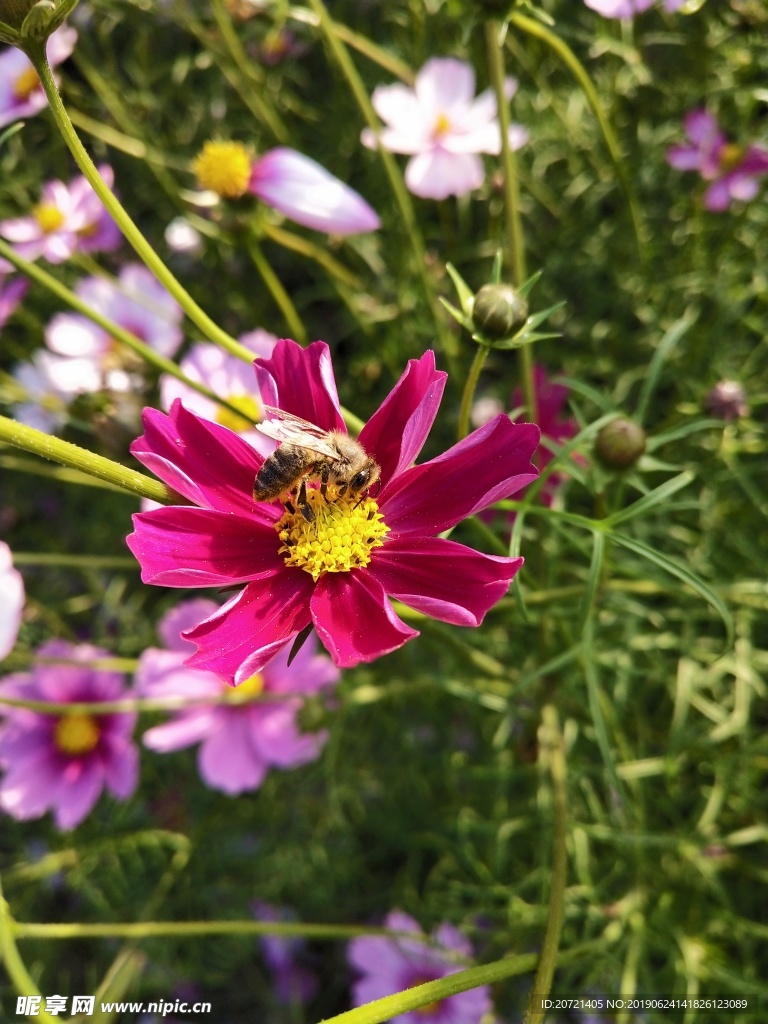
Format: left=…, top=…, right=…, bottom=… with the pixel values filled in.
left=349, top=460, right=381, bottom=494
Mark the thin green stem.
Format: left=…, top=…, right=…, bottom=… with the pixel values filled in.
left=524, top=706, right=569, bottom=1024
left=0, top=415, right=175, bottom=504
left=247, top=231, right=308, bottom=344
left=457, top=344, right=491, bottom=441
left=485, top=19, right=536, bottom=424
left=0, top=875, right=57, bottom=1024
left=25, top=40, right=253, bottom=364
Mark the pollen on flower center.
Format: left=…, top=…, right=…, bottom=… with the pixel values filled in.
left=227, top=672, right=264, bottom=702
left=718, top=142, right=744, bottom=172
left=54, top=713, right=101, bottom=755
left=13, top=66, right=40, bottom=100
left=433, top=112, right=452, bottom=138
left=275, top=486, right=389, bottom=582
left=33, top=203, right=66, bottom=234
left=215, top=394, right=261, bottom=433
left=192, top=140, right=252, bottom=198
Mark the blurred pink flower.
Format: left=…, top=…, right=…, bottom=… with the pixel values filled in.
left=0, top=26, right=77, bottom=128
left=666, top=109, right=768, bottom=211
left=127, top=340, right=539, bottom=682
left=44, top=263, right=184, bottom=394
left=361, top=57, right=527, bottom=200
left=0, top=542, right=24, bottom=661
left=249, top=148, right=380, bottom=234
left=584, top=0, right=685, bottom=15
left=0, top=166, right=121, bottom=264
left=348, top=909, right=492, bottom=1023
left=160, top=329, right=277, bottom=456
left=0, top=267, right=28, bottom=330
left=136, top=599, right=339, bottom=794
left=0, top=641, right=138, bottom=829
left=253, top=901, right=319, bottom=1004
left=10, top=350, right=70, bottom=433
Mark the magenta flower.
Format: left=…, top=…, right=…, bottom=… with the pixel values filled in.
left=127, top=340, right=539, bottom=682
left=249, top=148, right=380, bottom=234
left=0, top=26, right=77, bottom=129
left=253, top=902, right=319, bottom=1004
left=0, top=641, right=139, bottom=829
left=160, top=329, right=277, bottom=455
left=0, top=165, right=121, bottom=264
left=361, top=57, right=527, bottom=200
left=137, top=599, right=339, bottom=794
left=584, top=0, right=685, bottom=16
left=0, top=266, right=28, bottom=330
left=348, top=910, right=492, bottom=1024
left=44, top=263, right=184, bottom=394
left=666, top=109, right=768, bottom=211
left=0, top=542, right=24, bottom=661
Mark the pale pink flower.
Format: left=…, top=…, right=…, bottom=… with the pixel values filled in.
left=159, top=329, right=277, bottom=456
left=0, top=542, right=24, bottom=661
left=249, top=148, right=380, bottom=234
left=10, top=350, right=71, bottom=433
left=584, top=0, right=685, bottom=16
left=0, top=26, right=77, bottom=129
left=44, top=264, right=184, bottom=394
left=361, top=57, right=528, bottom=200
left=0, top=641, right=139, bottom=829
left=0, top=166, right=121, bottom=264
left=137, top=599, right=340, bottom=794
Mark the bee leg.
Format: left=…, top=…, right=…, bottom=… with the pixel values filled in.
left=320, top=464, right=332, bottom=503
left=283, top=499, right=296, bottom=515
left=337, top=481, right=348, bottom=497
left=297, top=479, right=314, bottom=522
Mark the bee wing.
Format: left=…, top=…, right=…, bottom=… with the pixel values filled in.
left=256, top=407, right=343, bottom=460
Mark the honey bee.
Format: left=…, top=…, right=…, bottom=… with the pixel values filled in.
left=253, top=407, right=380, bottom=520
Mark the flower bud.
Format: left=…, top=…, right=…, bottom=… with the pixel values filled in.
left=0, top=0, right=78, bottom=46
left=594, top=417, right=646, bottom=470
left=472, top=283, right=529, bottom=340
left=706, top=380, right=747, bottom=421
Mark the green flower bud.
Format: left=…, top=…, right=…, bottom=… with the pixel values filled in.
left=594, top=418, right=646, bottom=470
left=0, top=0, right=77, bottom=47
left=472, top=283, right=529, bottom=340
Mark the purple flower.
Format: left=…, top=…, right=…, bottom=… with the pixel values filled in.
left=361, top=57, right=527, bottom=200
left=136, top=599, right=340, bottom=794
left=584, top=0, right=685, bottom=16
left=666, top=109, right=768, bottom=211
left=11, top=349, right=81, bottom=434
left=0, top=542, right=24, bottom=661
left=253, top=901, right=319, bottom=1004
left=0, top=267, right=28, bottom=330
left=249, top=147, right=381, bottom=234
left=0, top=26, right=77, bottom=129
left=0, top=166, right=121, bottom=264
left=0, top=641, right=139, bottom=829
left=159, top=329, right=277, bottom=456
left=43, top=263, right=184, bottom=394
left=126, top=340, right=539, bottom=682
left=348, top=910, right=492, bottom=1023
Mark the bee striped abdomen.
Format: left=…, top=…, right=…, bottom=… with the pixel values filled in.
left=254, top=444, right=314, bottom=501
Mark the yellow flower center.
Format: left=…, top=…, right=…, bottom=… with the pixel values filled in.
left=53, top=713, right=101, bottom=756
left=226, top=672, right=265, bottom=703
left=719, top=142, right=744, bottom=172
left=433, top=112, right=452, bottom=138
left=192, top=140, right=252, bottom=198
left=215, top=394, right=261, bottom=433
left=276, top=485, right=389, bottom=582
left=13, top=66, right=40, bottom=100
left=33, top=202, right=66, bottom=234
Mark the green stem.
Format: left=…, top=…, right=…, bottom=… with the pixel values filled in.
left=11, top=552, right=137, bottom=568
left=485, top=19, right=537, bottom=425
left=0, top=415, right=175, bottom=504
left=457, top=343, right=491, bottom=441
left=0, top=875, right=57, bottom=1024
left=25, top=40, right=253, bottom=364
left=524, top=706, right=569, bottom=1024
left=247, top=231, right=308, bottom=344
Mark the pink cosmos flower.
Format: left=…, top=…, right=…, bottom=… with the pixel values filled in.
left=0, top=166, right=121, bottom=264
left=137, top=599, right=339, bottom=794
left=253, top=902, right=319, bottom=1004
left=0, top=267, right=28, bottom=331
left=666, top=109, right=768, bottom=211
left=584, top=0, right=685, bottom=15
left=0, top=26, right=77, bottom=129
left=160, top=329, right=277, bottom=456
left=249, top=148, right=380, bottom=234
left=127, top=340, right=539, bottom=682
left=361, top=57, right=528, bottom=200
left=0, top=542, right=24, bottom=661
left=348, top=909, right=492, bottom=1023
left=44, top=263, right=184, bottom=394
left=0, top=640, right=139, bottom=829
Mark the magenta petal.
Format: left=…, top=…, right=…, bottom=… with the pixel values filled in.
left=358, top=351, right=447, bottom=486
left=131, top=401, right=265, bottom=515
left=103, top=737, right=139, bottom=799
left=55, top=767, right=103, bottom=830
left=381, top=416, right=540, bottom=537
left=143, top=711, right=217, bottom=752
left=127, top=506, right=284, bottom=586
left=370, top=537, right=523, bottom=625
left=311, top=571, right=418, bottom=667
left=198, top=716, right=268, bottom=794
left=254, top=339, right=345, bottom=431
left=184, top=573, right=315, bottom=685
left=249, top=703, right=325, bottom=767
